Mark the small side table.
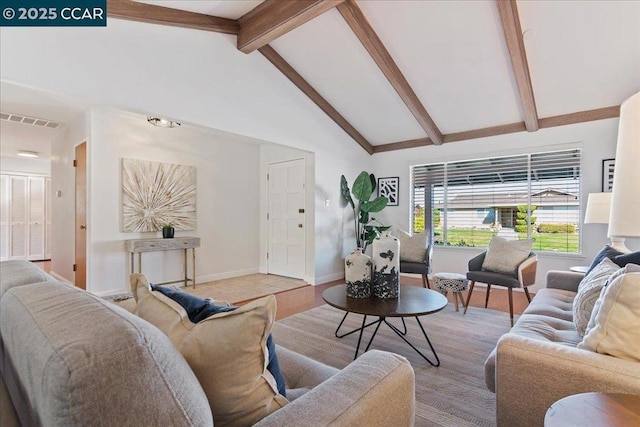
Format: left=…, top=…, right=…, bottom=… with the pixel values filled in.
left=433, top=272, right=468, bottom=312
left=545, top=392, right=640, bottom=426
left=570, top=265, right=589, bottom=274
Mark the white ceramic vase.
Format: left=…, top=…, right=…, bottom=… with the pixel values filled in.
left=345, top=248, right=372, bottom=298
left=372, top=232, right=400, bottom=298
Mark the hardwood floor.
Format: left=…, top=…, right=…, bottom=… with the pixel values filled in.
left=32, top=260, right=532, bottom=321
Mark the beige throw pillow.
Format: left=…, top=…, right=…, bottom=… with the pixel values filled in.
left=572, top=258, right=620, bottom=337
left=578, top=273, right=640, bottom=362
left=398, top=230, right=427, bottom=263
left=131, top=274, right=287, bottom=426
left=481, top=236, right=533, bottom=275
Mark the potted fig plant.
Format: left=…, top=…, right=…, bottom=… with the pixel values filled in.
left=161, top=222, right=175, bottom=239
left=340, top=171, right=389, bottom=298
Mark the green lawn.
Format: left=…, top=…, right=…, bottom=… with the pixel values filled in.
left=433, top=228, right=579, bottom=253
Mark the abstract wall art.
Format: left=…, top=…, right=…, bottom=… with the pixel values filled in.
left=378, top=176, right=399, bottom=206
left=122, top=158, right=196, bottom=232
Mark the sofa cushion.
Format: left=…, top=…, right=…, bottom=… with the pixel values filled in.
left=150, top=284, right=286, bottom=397
left=0, top=281, right=212, bottom=426
left=0, top=260, right=57, bottom=299
left=481, top=237, right=533, bottom=275
left=398, top=230, right=427, bottom=263
left=573, top=258, right=620, bottom=336
left=131, top=274, right=287, bottom=427
left=578, top=273, right=640, bottom=362
left=521, top=288, right=575, bottom=321
left=586, top=245, right=623, bottom=275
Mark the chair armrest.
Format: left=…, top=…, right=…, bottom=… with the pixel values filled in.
left=517, top=255, right=537, bottom=287
left=468, top=252, right=486, bottom=272
left=495, top=333, right=640, bottom=427
left=546, top=270, right=584, bottom=292
left=254, top=350, right=415, bottom=427
left=425, top=244, right=433, bottom=267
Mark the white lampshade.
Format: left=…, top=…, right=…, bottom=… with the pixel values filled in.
left=608, top=91, right=640, bottom=252
left=584, top=192, right=611, bottom=224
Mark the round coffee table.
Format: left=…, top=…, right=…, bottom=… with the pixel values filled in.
left=322, top=284, right=448, bottom=366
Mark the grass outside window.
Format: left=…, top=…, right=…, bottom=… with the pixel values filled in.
left=433, top=228, right=579, bottom=253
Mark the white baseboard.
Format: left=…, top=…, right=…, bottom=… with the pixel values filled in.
left=315, top=272, right=344, bottom=285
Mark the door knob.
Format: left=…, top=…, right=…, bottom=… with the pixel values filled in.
left=80, top=225, right=87, bottom=230
left=298, top=224, right=303, bottom=228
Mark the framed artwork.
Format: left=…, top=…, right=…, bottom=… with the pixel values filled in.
left=122, top=158, right=197, bottom=232
left=602, top=158, right=615, bottom=192
left=378, top=177, right=399, bottom=206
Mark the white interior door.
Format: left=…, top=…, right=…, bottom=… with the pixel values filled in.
left=0, top=175, right=9, bottom=261
left=267, top=159, right=305, bottom=279
left=10, top=176, right=28, bottom=259
left=28, top=177, right=45, bottom=260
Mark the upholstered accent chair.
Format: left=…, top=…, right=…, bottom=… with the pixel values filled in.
left=399, top=244, right=433, bottom=289
left=464, top=252, right=537, bottom=326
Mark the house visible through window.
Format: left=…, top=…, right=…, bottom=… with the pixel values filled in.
left=411, top=149, right=581, bottom=253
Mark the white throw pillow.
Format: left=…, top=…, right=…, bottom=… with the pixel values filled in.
left=130, top=274, right=287, bottom=426
left=578, top=272, right=640, bottom=362
left=481, top=236, right=533, bottom=275
left=398, top=230, right=427, bottom=263
left=583, top=263, right=640, bottom=336
left=572, top=258, right=620, bottom=336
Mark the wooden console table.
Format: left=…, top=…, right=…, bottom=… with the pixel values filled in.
left=125, top=237, right=200, bottom=288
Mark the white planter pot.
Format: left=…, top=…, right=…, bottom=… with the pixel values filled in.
left=372, top=232, right=400, bottom=298
left=345, top=248, right=372, bottom=298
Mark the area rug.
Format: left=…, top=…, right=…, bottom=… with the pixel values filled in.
left=272, top=303, right=512, bottom=427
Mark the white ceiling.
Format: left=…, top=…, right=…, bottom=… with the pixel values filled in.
left=1, top=0, right=638, bottom=157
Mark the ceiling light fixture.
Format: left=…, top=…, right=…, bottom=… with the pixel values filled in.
left=17, top=150, right=40, bottom=158
left=147, top=116, right=181, bottom=128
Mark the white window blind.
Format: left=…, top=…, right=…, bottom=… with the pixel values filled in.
left=411, top=148, right=581, bottom=253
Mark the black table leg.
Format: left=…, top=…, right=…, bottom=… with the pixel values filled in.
left=383, top=317, right=440, bottom=366
left=334, top=312, right=381, bottom=339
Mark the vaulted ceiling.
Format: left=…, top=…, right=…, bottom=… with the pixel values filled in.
left=15, top=0, right=640, bottom=157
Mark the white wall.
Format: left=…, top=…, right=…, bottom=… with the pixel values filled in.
left=0, top=156, right=51, bottom=175
left=85, top=109, right=261, bottom=294
left=371, top=118, right=639, bottom=291
left=1, top=19, right=370, bottom=286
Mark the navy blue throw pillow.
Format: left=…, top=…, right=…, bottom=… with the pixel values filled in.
left=613, top=251, right=640, bottom=268
left=587, top=245, right=623, bottom=275
left=151, top=284, right=286, bottom=397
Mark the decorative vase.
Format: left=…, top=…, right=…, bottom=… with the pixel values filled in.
left=372, top=232, right=400, bottom=298
left=162, top=226, right=175, bottom=238
left=345, top=248, right=372, bottom=298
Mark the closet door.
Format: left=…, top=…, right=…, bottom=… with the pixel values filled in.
left=10, top=176, right=28, bottom=259
left=45, top=177, right=52, bottom=259
left=28, top=176, right=46, bottom=260
left=0, top=175, right=9, bottom=261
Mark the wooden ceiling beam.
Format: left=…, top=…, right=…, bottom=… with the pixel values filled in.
left=238, top=0, right=345, bottom=54
left=337, top=0, right=443, bottom=145
left=373, top=106, right=620, bottom=154
left=106, top=0, right=239, bottom=34
left=259, top=45, right=374, bottom=155
left=497, top=0, right=539, bottom=132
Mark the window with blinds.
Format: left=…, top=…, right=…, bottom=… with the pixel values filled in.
left=411, top=148, right=581, bottom=253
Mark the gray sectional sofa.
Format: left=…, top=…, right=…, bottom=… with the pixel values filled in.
left=484, top=270, right=640, bottom=426
left=0, top=260, right=416, bottom=426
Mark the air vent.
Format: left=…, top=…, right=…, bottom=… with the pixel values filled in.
left=0, top=112, right=60, bottom=129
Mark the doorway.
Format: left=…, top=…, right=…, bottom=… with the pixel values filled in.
left=74, top=142, right=87, bottom=289
left=267, top=159, right=305, bottom=279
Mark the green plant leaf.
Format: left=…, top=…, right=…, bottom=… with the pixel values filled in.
left=340, top=175, right=354, bottom=209
left=369, top=173, right=377, bottom=192
left=359, top=210, right=369, bottom=224
left=361, top=196, right=388, bottom=213
left=352, top=171, right=373, bottom=202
